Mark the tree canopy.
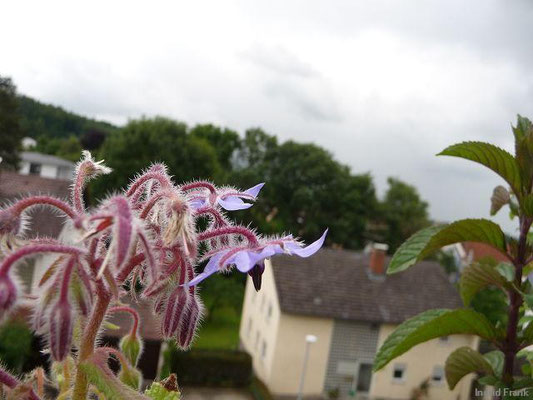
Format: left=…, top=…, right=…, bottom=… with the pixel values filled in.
left=0, top=77, right=23, bottom=169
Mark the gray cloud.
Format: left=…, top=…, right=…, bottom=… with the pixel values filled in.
left=2, top=0, right=532, bottom=234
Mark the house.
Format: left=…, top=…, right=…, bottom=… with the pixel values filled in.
left=18, top=151, right=75, bottom=180
left=239, top=244, right=479, bottom=400
left=0, top=170, right=71, bottom=291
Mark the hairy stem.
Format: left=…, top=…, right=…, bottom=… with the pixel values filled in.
left=72, top=292, right=111, bottom=400
left=502, top=217, right=532, bottom=388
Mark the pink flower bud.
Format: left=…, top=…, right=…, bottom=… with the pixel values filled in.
left=178, top=294, right=203, bottom=349
left=0, top=273, right=17, bottom=318
left=49, top=300, right=73, bottom=361
left=162, top=287, right=190, bottom=338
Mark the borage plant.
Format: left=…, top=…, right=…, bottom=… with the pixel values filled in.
left=373, top=116, right=533, bottom=399
left=0, top=151, right=327, bottom=400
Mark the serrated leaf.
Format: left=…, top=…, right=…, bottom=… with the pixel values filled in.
left=445, top=347, right=495, bottom=390
left=496, top=263, right=515, bottom=282
left=420, top=219, right=507, bottom=259
left=388, top=219, right=508, bottom=275
left=373, top=309, right=499, bottom=371
left=387, top=225, right=446, bottom=274
left=513, top=377, right=533, bottom=390
left=438, top=141, right=522, bottom=196
left=460, top=260, right=510, bottom=306
left=490, top=186, right=511, bottom=216
left=484, top=350, right=504, bottom=378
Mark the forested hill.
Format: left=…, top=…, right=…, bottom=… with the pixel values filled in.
left=18, top=95, right=117, bottom=139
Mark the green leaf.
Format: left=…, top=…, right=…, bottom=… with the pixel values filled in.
left=438, top=141, right=522, bottom=196
left=373, top=309, right=499, bottom=371
left=478, top=375, right=500, bottom=386
left=524, top=294, right=533, bottom=310
left=445, top=347, right=495, bottom=390
left=420, top=219, right=507, bottom=259
left=388, top=219, right=508, bottom=275
left=460, top=260, right=510, bottom=306
left=484, top=350, right=505, bottom=378
left=496, top=263, right=515, bottom=282
left=521, top=321, right=533, bottom=342
left=387, top=225, right=446, bottom=274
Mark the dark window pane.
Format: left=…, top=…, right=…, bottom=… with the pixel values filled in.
left=29, top=163, right=41, bottom=175
left=357, top=363, right=372, bottom=392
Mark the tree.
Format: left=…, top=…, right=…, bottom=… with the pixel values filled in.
left=189, top=124, right=241, bottom=172
left=0, top=76, right=23, bottom=169
left=92, top=117, right=222, bottom=200
left=231, top=131, right=377, bottom=249
left=35, top=135, right=83, bottom=162
left=380, top=177, right=430, bottom=252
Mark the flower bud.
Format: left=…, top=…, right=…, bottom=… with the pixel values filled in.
left=0, top=273, right=17, bottom=319
left=119, top=366, right=142, bottom=390
left=120, top=333, right=143, bottom=367
left=49, top=300, right=73, bottom=361
left=162, top=287, right=190, bottom=338
left=178, top=295, right=202, bottom=349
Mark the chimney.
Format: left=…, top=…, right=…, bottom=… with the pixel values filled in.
left=369, top=243, right=389, bottom=275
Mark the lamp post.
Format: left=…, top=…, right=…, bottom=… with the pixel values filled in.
left=297, top=334, right=317, bottom=400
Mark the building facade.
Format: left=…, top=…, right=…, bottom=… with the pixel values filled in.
left=239, top=247, right=478, bottom=400
left=19, top=151, right=75, bottom=180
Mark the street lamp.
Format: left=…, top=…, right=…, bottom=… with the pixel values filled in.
left=297, top=334, right=317, bottom=400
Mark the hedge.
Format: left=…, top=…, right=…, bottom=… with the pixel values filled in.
left=161, top=346, right=253, bottom=387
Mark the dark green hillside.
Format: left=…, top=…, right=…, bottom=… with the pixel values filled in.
left=18, top=95, right=117, bottom=139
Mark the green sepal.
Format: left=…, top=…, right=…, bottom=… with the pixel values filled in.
left=120, top=333, right=143, bottom=367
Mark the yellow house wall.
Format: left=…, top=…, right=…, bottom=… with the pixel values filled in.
left=239, top=260, right=282, bottom=382
left=269, top=313, right=334, bottom=396
left=370, top=324, right=479, bottom=400
left=239, top=260, right=334, bottom=396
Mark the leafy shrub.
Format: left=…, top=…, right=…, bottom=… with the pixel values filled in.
left=161, top=346, right=252, bottom=387
left=0, top=320, right=33, bottom=373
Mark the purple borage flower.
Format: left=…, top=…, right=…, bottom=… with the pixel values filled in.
left=188, top=229, right=328, bottom=291
left=188, top=183, right=265, bottom=211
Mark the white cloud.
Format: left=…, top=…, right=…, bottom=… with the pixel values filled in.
left=2, top=0, right=532, bottom=233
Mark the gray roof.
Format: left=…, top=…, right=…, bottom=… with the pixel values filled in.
left=271, top=248, right=462, bottom=324
left=21, top=152, right=75, bottom=168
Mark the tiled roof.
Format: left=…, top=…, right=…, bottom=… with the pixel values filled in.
left=462, top=241, right=508, bottom=262
left=0, top=171, right=71, bottom=238
left=20, top=152, right=75, bottom=168
left=271, top=248, right=462, bottom=324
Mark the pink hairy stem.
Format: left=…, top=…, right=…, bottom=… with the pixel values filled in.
left=11, top=195, right=77, bottom=219
left=109, top=306, right=140, bottom=338
left=0, top=244, right=85, bottom=277
left=198, top=226, right=259, bottom=246
left=126, top=172, right=172, bottom=198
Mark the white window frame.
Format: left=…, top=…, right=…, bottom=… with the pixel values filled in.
left=392, top=363, right=406, bottom=384
left=431, top=365, right=445, bottom=385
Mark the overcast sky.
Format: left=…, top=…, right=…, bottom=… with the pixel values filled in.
left=2, top=0, right=533, bottom=233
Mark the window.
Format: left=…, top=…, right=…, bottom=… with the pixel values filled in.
left=261, top=340, right=267, bottom=359
left=357, top=363, right=372, bottom=392
left=431, top=366, right=444, bottom=384
left=29, top=163, right=41, bottom=175
left=392, top=364, right=406, bottom=383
